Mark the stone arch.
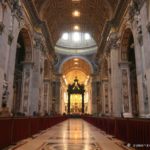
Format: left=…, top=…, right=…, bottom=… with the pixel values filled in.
left=120, top=28, right=139, bottom=116
left=12, top=28, right=33, bottom=115
left=18, top=28, right=33, bottom=61
left=59, top=56, right=94, bottom=74
left=120, top=28, right=134, bottom=61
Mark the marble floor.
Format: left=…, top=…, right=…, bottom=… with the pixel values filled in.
left=8, top=119, right=132, bottom=150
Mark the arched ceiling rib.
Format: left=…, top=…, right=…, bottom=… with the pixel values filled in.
left=32, top=0, right=119, bottom=45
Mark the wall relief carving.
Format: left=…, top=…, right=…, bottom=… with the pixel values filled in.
left=122, top=69, right=130, bottom=113
left=22, top=70, right=30, bottom=113
left=2, top=76, right=9, bottom=107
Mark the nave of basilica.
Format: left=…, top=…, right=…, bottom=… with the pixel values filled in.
left=0, top=0, right=150, bottom=150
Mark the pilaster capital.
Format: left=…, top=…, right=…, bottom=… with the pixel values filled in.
left=107, top=32, right=120, bottom=50
left=33, top=33, right=46, bottom=51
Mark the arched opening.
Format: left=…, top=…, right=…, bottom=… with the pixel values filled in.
left=12, top=29, right=32, bottom=114
left=60, top=58, right=92, bottom=115
left=121, top=29, right=139, bottom=116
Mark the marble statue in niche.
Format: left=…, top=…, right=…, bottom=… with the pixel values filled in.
left=2, top=74, right=9, bottom=106
left=122, top=69, right=129, bottom=113
left=0, top=74, right=11, bottom=117
left=23, top=71, right=30, bottom=113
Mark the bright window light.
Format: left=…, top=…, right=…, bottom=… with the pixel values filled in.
left=84, top=33, right=91, bottom=40
left=62, top=33, right=69, bottom=40
left=72, top=32, right=81, bottom=42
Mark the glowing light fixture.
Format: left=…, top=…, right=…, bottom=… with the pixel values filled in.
left=74, top=62, right=79, bottom=65
left=74, top=58, right=79, bottom=61
left=62, top=33, right=69, bottom=40
left=72, top=0, right=80, bottom=2
left=73, top=25, right=80, bottom=31
left=72, top=10, right=80, bottom=17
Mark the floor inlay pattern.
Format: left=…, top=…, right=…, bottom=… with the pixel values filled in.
left=41, top=142, right=102, bottom=150
left=9, top=119, right=129, bottom=150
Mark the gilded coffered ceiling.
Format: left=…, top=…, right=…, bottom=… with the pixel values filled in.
left=65, top=70, right=87, bottom=84
left=32, top=0, right=119, bottom=45
left=62, top=58, right=91, bottom=84
left=62, top=58, right=91, bottom=75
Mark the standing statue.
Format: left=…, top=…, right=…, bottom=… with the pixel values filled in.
left=0, top=74, right=11, bottom=117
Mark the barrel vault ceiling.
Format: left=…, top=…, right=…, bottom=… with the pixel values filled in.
left=32, top=0, right=119, bottom=46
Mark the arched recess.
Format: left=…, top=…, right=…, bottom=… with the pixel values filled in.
left=120, top=28, right=139, bottom=116
left=59, top=56, right=94, bottom=74
left=60, top=57, right=92, bottom=114
left=13, top=28, right=32, bottom=115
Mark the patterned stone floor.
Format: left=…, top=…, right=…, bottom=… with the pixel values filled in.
left=9, top=119, right=130, bottom=150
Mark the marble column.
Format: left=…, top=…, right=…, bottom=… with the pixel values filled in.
left=140, top=2, right=150, bottom=117
left=129, top=2, right=149, bottom=117
left=28, top=34, right=44, bottom=115
left=109, top=32, right=122, bottom=117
